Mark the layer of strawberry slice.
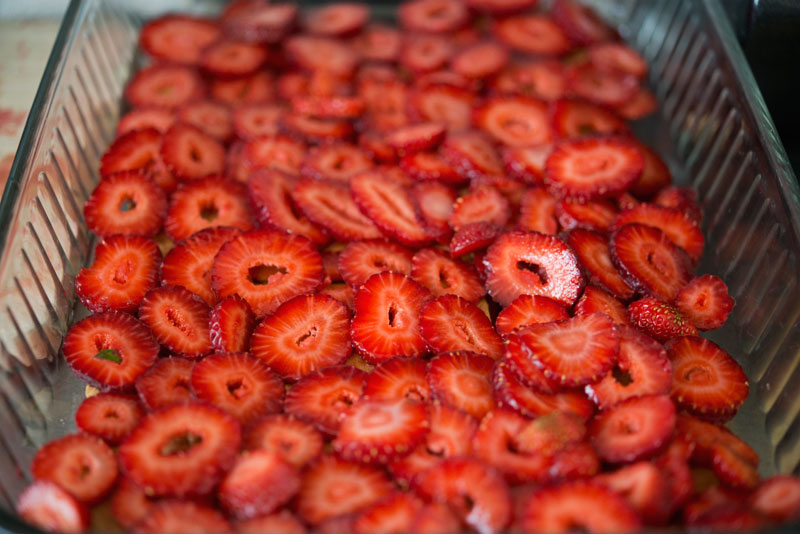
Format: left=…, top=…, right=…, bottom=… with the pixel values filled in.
left=116, top=108, right=175, bottom=136
left=209, top=294, right=255, bottom=353
left=449, top=185, right=510, bottom=230
left=628, top=297, right=698, bottom=342
left=504, top=144, right=551, bottom=185
left=502, top=336, right=563, bottom=394
left=628, top=140, right=672, bottom=198
left=551, top=0, right=618, bottom=45
left=450, top=221, right=503, bottom=258
left=594, top=461, right=670, bottom=524
left=411, top=247, right=485, bottom=301
left=337, top=239, right=413, bottom=288
left=160, top=123, right=226, bottom=181
left=300, top=143, right=373, bottom=182
left=567, top=228, right=635, bottom=299
left=401, top=34, right=454, bottom=73
left=427, top=351, right=495, bottom=419
left=362, top=356, right=430, bottom=402
left=419, top=295, right=504, bottom=360
left=551, top=98, right=629, bottom=139
left=611, top=223, right=693, bottom=302
left=351, top=272, right=431, bottom=363
left=211, top=229, right=323, bottom=316
left=133, top=501, right=232, bottom=534
left=244, top=413, right=324, bottom=468
left=408, top=85, right=474, bottom=130
left=285, top=35, right=359, bottom=76
left=239, top=134, right=306, bottom=179
left=222, top=2, right=298, bottom=44
left=655, top=186, right=703, bottom=224
left=75, top=392, right=144, bottom=445
left=588, top=42, right=647, bottom=78
left=451, top=41, right=509, bottom=79
left=62, top=311, right=159, bottom=390
left=442, top=130, right=504, bottom=180
left=496, top=294, right=569, bottom=337
left=305, top=2, right=368, bottom=36
left=614, top=203, right=705, bottom=263
left=31, top=433, right=118, bottom=504
left=674, top=274, right=734, bottom=331
left=492, top=60, right=566, bottom=101
left=402, top=151, right=462, bottom=186
left=750, top=475, right=800, bottom=522
left=385, top=122, right=447, bottom=155
left=474, top=409, right=550, bottom=484
left=218, top=450, right=300, bottom=520
left=515, top=410, right=587, bottom=456
left=475, top=96, right=552, bottom=147
left=615, top=87, right=658, bottom=120
left=567, top=62, right=639, bottom=107
left=124, top=65, right=205, bottom=110
left=483, top=230, right=584, bottom=306
left=353, top=492, right=423, bottom=534
left=250, top=293, right=352, bottom=380
left=139, top=285, right=212, bottom=357
left=177, top=100, right=234, bottom=142
left=134, top=357, right=193, bottom=411
left=233, top=103, right=284, bottom=140
left=139, top=14, right=221, bottom=65
left=292, top=178, right=383, bottom=241
left=399, top=0, right=469, bottom=33
left=236, top=510, right=307, bottom=534
left=212, top=72, right=276, bottom=108
left=575, top=284, right=631, bottom=324
left=16, top=481, right=89, bottom=534
left=165, top=175, right=253, bottom=241
left=284, top=365, right=366, bottom=434
left=75, top=235, right=161, bottom=314
left=493, top=15, right=572, bottom=56
left=467, top=0, right=537, bottom=13
left=84, top=170, right=166, bottom=237
left=201, top=39, right=268, bottom=78
left=557, top=198, right=618, bottom=232
left=517, top=186, right=558, bottom=234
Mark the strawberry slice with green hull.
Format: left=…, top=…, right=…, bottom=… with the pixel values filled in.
left=338, top=239, right=414, bottom=288
left=250, top=293, right=352, bottom=380
left=353, top=492, right=424, bottom=534
left=244, top=413, right=324, bottom=468
left=116, top=108, right=175, bottom=136
left=75, top=392, right=144, bottom=445
left=177, top=100, right=233, bottom=142
left=450, top=221, right=502, bottom=258
left=408, top=85, right=475, bottom=131
left=451, top=41, right=509, bottom=79
left=351, top=272, right=432, bottom=363
left=399, top=0, right=469, bottom=33
left=62, top=311, right=159, bottom=391
left=441, top=131, right=504, bottom=180
left=611, top=223, right=693, bottom=302
left=474, top=409, right=551, bottom=484
left=293, top=178, right=383, bottom=241
left=16, top=481, right=89, bottom=534
left=502, top=335, right=563, bottom=394
left=411, top=247, right=485, bottom=301
left=135, top=357, right=194, bottom=411
left=419, top=295, right=504, bottom=360
left=139, top=285, right=212, bottom=358
left=362, top=357, right=430, bottom=403
left=496, top=294, right=569, bottom=337
left=84, top=170, right=167, bottom=237
left=201, top=39, right=268, bottom=78
left=284, top=365, right=367, bottom=435
left=133, top=501, right=232, bottom=534
left=575, top=284, right=631, bottom=326
left=164, top=175, right=253, bottom=241
left=222, top=2, right=298, bottom=44
left=557, top=198, right=618, bottom=232
left=31, top=433, right=118, bottom=504
left=674, top=274, right=734, bottom=331
left=493, top=15, right=572, bottom=56
left=75, top=235, right=161, bottom=314
left=124, top=65, right=205, bottom=110
left=236, top=511, right=307, bottom=534
left=209, top=294, right=255, bottom=353
left=449, top=185, right=510, bottom=230
left=218, top=450, right=300, bottom=520
left=517, top=186, right=559, bottom=234
left=428, top=351, right=495, bottom=419
left=492, top=61, right=566, bottom=101
left=614, top=203, right=705, bottom=264
left=628, top=297, right=698, bottom=342
left=567, top=228, right=635, bottom=300
left=139, top=14, right=220, bottom=65
left=301, top=143, right=374, bottom=182
left=475, top=96, right=552, bottom=147
left=750, top=475, right=800, bottom=523
left=211, top=229, right=324, bottom=317
left=551, top=98, right=629, bottom=139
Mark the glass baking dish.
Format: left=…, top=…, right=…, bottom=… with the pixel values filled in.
left=1, top=0, right=800, bottom=532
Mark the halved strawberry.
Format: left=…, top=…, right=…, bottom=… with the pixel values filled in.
left=211, top=229, right=324, bottom=316
left=160, top=123, right=226, bottom=183
left=133, top=500, right=233, bottom=534
left=209, top=294, right=255, bottom=353
left=408, top=85, right=475, bottom=130
left=492, top=61, right=567, bottom=101
left=232, top=103, right=284, bottom=140
left=551, top=0, right=617, bottom=45
left=241, top=134, right=306, bottom=178
left=551, top=98, right=629, bottom=139
left=116, top=108, right=175, bottom=136
left=284, top=365, right=366, bottom=434
left=245, top=413, right=324, bottom=468
left=420, top=295, right=504, bottom=360
left=250, top=293, right=351, bottom=380
left=62, top=311, right=159, bottom=390
left=474, top=409, right=551, bottom=484
left=201, top=39, right=268, bottom=78
left=75, top=235, right=161, bottom=314
left=493, top=15, right=572, bottom=56
left=285, top=35, right=359, bottom=76
left=428, top=351, right=495, bottom=419
left=75, top=392, right=144, bottom=445
left=451, top=41, right=509, bottom=80
left=654, top=186, right=702, bottom=224
left=338, top=240, right=413, bottom=288
left=567, top=62, right=639, bottom=107
left=176, top=100, right=234, bottom=143
left=222, top=2, right=298, bottom=44
left=218, top=450, right=300, bottom=520
left=518, top=481, right=641, bottom=533
left=627, top=140, right=671, bottom=199
left=586, top=326, right=672, bottom=410
left=135, top=357, right=194, bottom=411
left=32, top=433, right=117, bottom=504
left=496, top=294, right=569, bottom=337
left=84, top=170, right=166, bottom=237
left=353, top=492, right=424, bottom=534
left=401, top=34, right=454, bottom=73
left=411, top=182, right=457, bottom=242
left=594, top=461, right=670, bottom=524
left=351, top=272, right=432, bottom=362
left=474, top=96, right=552, bottom=148
left=449, top=185, right=510, bottom=230
left=411, top=247, right=485, bottom=301
left=352, top=24, right=402, bottom=62
left=557, top=198, right=618, bottom=232
left=139, top=15, right=221, bottom=65
left=362, top=357, right=430, bottom=402
left=211, top=71, right=275, bottom=107
left=674, top=274, right=734, bottom=331
left=125, top=65, right=205, bottom=110
left=139, top=286, right=212, bottom=357
left=16, top=481, right=89, bottom=534
left=399, top=0, right=469, bottom=33
left=293, top=178, right=383, bottom=241
left=236, top=510, right=307, bottom=534
left=750, top=475, right=800, bottom=522
left=441, top=131, right=504, bottom=180
left=614, top=203, right=704, bottom=264
left=567, top=228, right=634, bottom=300
left=483, top=230, right=584, bottom=306
left=449, top=221, right=502, bottom=258
left=611, top=223, right=693, bottom=302
left=165, top=175, right=253, bottom=241
left=300, top=143, right=373, bottom=183
left=627, top=297, right=698, bottom=342
left=516, top=186, right=558, bottom=234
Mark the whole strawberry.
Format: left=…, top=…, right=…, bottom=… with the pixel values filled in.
left=628, top=297, right=697, bottom=342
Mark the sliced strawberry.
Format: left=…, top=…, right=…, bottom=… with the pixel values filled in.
left=222, top=2, right=298, bottom=44
left=300, top=144, right=373, bottom=183
left=483, top=230, right=584, bottom=306
left=293, top=178, right=383, bottom=241
left=321, top=282, right=356, bottom=310
left=176, top=100, right=234, bottom=143
left=250, top=293, right=351, bottom=380
left=441, top=131, right=503, bottom=180
left=615, top=87, right=658, bottom=120
left=363, top=357, right=430, bottom=402
left=139, top=286, right=212, bottom=357
left=125, top=65, right=205, bottom=110
left=218, top=450, right=300, bottom=520
left=285, top=35, right=359, bottom=76
left=492, top=61, right=567, bottom=101
left=165, top=175, right=253, bottom=241
left=415, top=457, right=511, bottom=533
left=518, top=481, right=641, bottom=533
left=684, top=487, right=763, bottom=529
left=384, top=123, right=446, bottom=157
left=466, top=0, right=536, bottom=13
left=628, top=297, right=698, bottom=342
left=411, top=247, right=485, bottom=301
left=567, top=62, right=639, bottom=107
left=515, top=410, right=587, bottom=456
left=338, top=240, right=414, bottom=288
left=594, top=461, right=670, bottom=524
left=316, top=515, right=356, bottom=533
left=360, top=78, right=410, bottom=133
left=449, top=221, right=503, bottom=258
left=674, top=274, right=734, bottom=331
left=551, top=0, right=617, bottom=45
left=449, top=185, right=510, bottom=230
left=353, top=492, right=423, bottom=534
left=139, top=15, right=221, bottom=65
left=75, top=235, right=160, bottom=314
left=284, top=365, right=366, bottom=434
left=451, top=41, right=509, bottom=79
left=236, top=510, right=307, bottom=534
left=117, top=108, right=175, bottom=136
left=84, top=170, right=166, bottom=237
left=208, top=295, right=255, bottom=353
left=551, top=98, right=629, bottom=139
left=211, top=229, right=324, bottom=316
left=428, top=351, right=495, bottom=419
left=322, top=251, right=343, bottom=283
left=628, top=140, right=671, bottom=199
left=557, top=198, right=618, bottom=232
left=31, top=433, right=117, bottom=504
left=611, top=223, right=693, bottom=302
left=241, top=134, right=306, bottom=178
left=667, top=335, right=749, bottom=421
left=211, top=71, right=275, bottom=106
left=567, top=228, right=634, bottom=300
left=110, top=477, right=158, bottom=530
left=420, top=295, right=504, bottom=360
left=496, top=294, right=569, bottom=336
left=750, top=475, right=800, bottom=522
left=494, top=15, right=572, bottom=56
left=245, top=413, right=324, bottom=468
left=399, top=0, right=469, bottom=33
left=201, top=39, right=268, bottom=78
left=352, top=24, right=402, bottom=62
left=516, top=186, right=558, bottom=234
left=614, top=203, right=704, bottom=263
left=360, top=131, right=399, bottom=163
left=474, top=96, right=552, bottom=148
left=75, top=392, right=144, bottom=445
left=135, top=357, right=194, bottom=411
left=504, top=145, right=551, bottom=185
left=654, top=186, right=702, bottom=224
left=411, top=182, right=457, bottom=242
left=408, top=85, right=475, bottom=131
left=503, top=334, right=562, bottom=395
left=62, top=311, right=159, bottom=390
left=16, top=481, right=89, bottom=534
left=233, top=103, right=284, bottom=140
left=588, top=42, right=647, bottom=78
left=474, top=409, right=552, bottom=484
left=586, top=326, right=672, bottom=410
left=160, top=123, right=226, bottom=182
left=291, top=96, right=364, bottom=120
left=133, top=500, right=233, bottom=534
left=401, top=34, right=454, bottom=73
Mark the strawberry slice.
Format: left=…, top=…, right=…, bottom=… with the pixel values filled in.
left=321, top=282, right=356, bottom=310
left=75, top=235, right=161, bottom=314
left=400, top=34, right=454, bottom=73
left=515, top=410, right=587, bottom=456
left=160, top=123, right=226, bottom=181
left=567, top=228, right=634, bottom=300
left=517, top=312, right=619, bottom=387
left=654, top=186, right=702, bottom=224
left=125, top=65, right=205, bottom=110
left=589, top=42, right=647, bottom=78
left=285, top=35, right=359, bottom=76
left=116, top=108, right=175, bottom=136
left=305, top=3, right=369, bottom=36
left=493, top=15, right=572, bottom=56
left=615, top=87, right=658, bottom=120
left=84, top=170, right=167, bottom=237
left=139, top=286, right=212, bottom=357
left=420, top=295, right=504, bottom=360
left=590, top=394, right=676, bottom=463
left=402, top=152, right=462, bottom=186
left=75, top=392, right=144, bottom=445
left=218, top=450, right=300, bottom=520
left=222, top=2, right=298, bottom=44
left=683, top=487, right=763, bottom=529
left=557, top=198, right=618, bottom=232
left=567, top=62, right=639, bottom=107
left=296, top=455, right=393, bottom=525
left=385, top=123, right=447, bottom=156
left=62, top=311, right=159, bottom=390
left=161, top=226, right=240, bottom=306
left=411, top=182, right=457, bottom=242
left=353, top=492, right=424, bottom=534
left=209, top=294, right=255, bottom=353
left=750, top=475, right=800, bottom=522
left=211, top=229, right=324, bottom=316
left=245, top=413, right=324, bottom=468
left=483, top=230, right=584, bottom=306
left=466, top=0, right=536, bottom=14
left=449, top=221, right=502, bottom=258
left=674, top=274, right=734, bottom=331
left=627, top=297, right=698, bottom=342
left=16, top=481, right=89, bottom=534
left=551, top=98, right=629, bottom=139
left=503, top=336, right=562, bottom=394
left=611, top=223, right=693, bottom=302
left=451, top=41, right=509, bottom=79
left=496, top=294, right=569, bottom=336
left=300, top=143, right=373, bottom=182
left=337, top=239, right=413, bottom=288
left=475, top=97, right=552, bottom=147
left=165, top=175, right=253, bottom=241
left=474, top=409, right=551, bottom=484
left=292, top=96, right=365, bottom=120
left=504, top=145, right=552, bottom=185
left=176, top=100, right=234, bottom=143
left=32, top=433, right=117, bottom=504
left=362, top=357, right=430, bottom=402
left=211, top=71, right=276, bottom=107
left=551, top=0, right=617, bottom=45
left=236, top=511, right=307, bottom=534
left=233, top=103, right=285, bottom=140
left=250, top=293, right=352, bottom=379
left=411, top=247, right=485, bottom=301
left=241, top=134, right=306, bottom=178
left=586, top=326, right=672, bottom=410
left=614, top=203, right=705, bottom=263
left=441, top=130, right=504, bottom=180
left=135, top=357, right=194, bottom=411
left=399, top=0, right=469, bottom=33
left=666, top=336, right=749, bottom=421
left=351, top=272, right=432, bottom=362
left=428, top=351, right=495, bottom=419
left=292, top=178, right=383, bottom=241
left=415, top=457, right=511, bottom=534
left=201, top=39, right=268, bottom=78
left=284, top=365, right=366, bottom=434
left=408, top=85, right=475, bottom=130
left=492, top=61, right=566, bottom=101
left=517, top=186, right=558, bottom=234
left=334, top=398, right=429, bottom=463
left=449, top=185, right=510, bottom=230
left=139, top=15, right=221, bottom=65
left=133, top=501, right=232, bottom=534
left=518, top=481, right=641, bottom=533
left=594, top=461, right=670, bottom=524
left=628, top=140, right=672, bottom=199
